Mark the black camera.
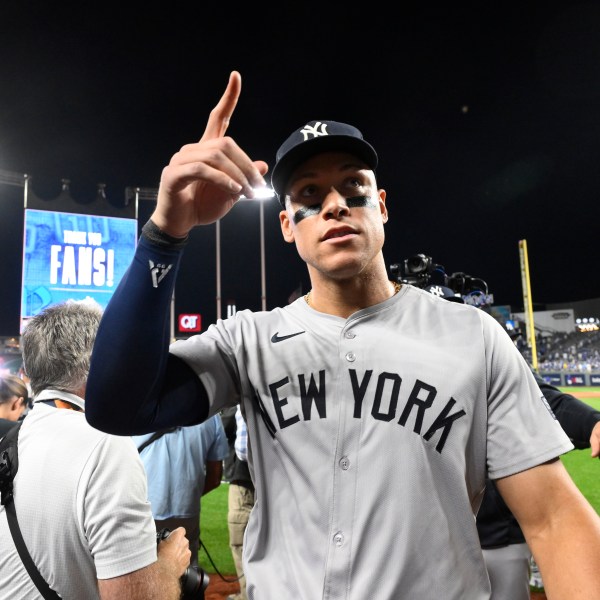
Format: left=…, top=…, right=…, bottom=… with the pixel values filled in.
left=156, top=528, right=209, bottom=599
left=390, top=254, right=493, bottom=306
left=389, top=254, right=446, bottom=287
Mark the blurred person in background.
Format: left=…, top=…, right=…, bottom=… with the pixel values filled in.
left=18, top=363, right=33, bottom=406
left=221, top=406, right=238, bottom=483
left=0, top=373, right=28, bottom=437
left=226, top=406, right=254, bottom=600
left=0, top=299, right=190, bottom=600
left=134, top=413, right=229, bottom=577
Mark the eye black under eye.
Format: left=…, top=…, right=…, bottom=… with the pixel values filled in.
left=292, top=203, right=322, bottom=224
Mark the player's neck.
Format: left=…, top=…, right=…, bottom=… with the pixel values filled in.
left=305, top=275, right=401, bottom=318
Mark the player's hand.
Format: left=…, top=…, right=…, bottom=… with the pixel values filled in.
left=152, top=71, right=269, bottom=237
left=589, top=421, right=600, bottom=458
left=157, top=527, right=192, bottom=579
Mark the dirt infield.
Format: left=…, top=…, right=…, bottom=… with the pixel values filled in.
left=205, top=574, right=239, bottom=600
left=571, top=391, right=600, bottom=399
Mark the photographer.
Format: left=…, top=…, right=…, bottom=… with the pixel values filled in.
left=0, top=299, right=190, bottom=600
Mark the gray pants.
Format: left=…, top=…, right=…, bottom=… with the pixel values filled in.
left=482, top=542, right=532, bottom=600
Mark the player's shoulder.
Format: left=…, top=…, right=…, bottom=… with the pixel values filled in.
left=402, top=284, right=499, bottom=328
left=220, top=299, right=305, bottom=327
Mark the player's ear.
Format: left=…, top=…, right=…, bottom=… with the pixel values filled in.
left=279, top=209, right=295, bottom=243
left=378, top=189, right=388, bottom=223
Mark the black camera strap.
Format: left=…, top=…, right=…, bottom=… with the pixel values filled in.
left=136, top=426, right=178, bottom=454
left=0, top=421, right=61, bottom=600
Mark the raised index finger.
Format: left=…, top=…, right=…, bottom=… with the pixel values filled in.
left=200, top=71, right=242, bottom=142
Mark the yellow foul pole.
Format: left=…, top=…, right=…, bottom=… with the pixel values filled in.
left=518, top=239, right=538, bottom=370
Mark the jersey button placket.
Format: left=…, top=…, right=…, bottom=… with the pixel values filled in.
left=329, top=327, right=354, bottom=586
left=343, top=328, right=356, bottom=361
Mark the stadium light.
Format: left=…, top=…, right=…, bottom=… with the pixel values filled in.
left=216, top=188, right=276, bottom=320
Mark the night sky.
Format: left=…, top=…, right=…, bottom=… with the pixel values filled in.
left=1, top=2, right=600, bottom=336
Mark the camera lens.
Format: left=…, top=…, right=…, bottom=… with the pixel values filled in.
left=406, top=254, right=430, bottom=274
left=181, top=567, right=209, bottom=596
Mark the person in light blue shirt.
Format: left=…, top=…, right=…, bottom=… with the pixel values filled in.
left=134, top=414, right=229, bottom=572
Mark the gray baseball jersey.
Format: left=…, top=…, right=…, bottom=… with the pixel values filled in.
left=171, top=284, right=573, bottom=600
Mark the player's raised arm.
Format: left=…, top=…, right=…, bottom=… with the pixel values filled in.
left=151, top=70, right=269, bottom=237
left=86, top=71, right=265, bottom=435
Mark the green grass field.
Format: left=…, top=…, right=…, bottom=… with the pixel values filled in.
left=199, top=386, right=600, bottom=576
left=198, top=484, right=236, bottom=575
left=558, top=386, right=600, bottom=512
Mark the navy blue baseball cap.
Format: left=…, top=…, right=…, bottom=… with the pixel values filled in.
left=271, top=120, right=378, bottom=204
left=423, top=284, right=465, bottom=303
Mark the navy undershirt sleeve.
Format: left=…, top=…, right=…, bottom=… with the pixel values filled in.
left=86, top=233, right=209, bottom=435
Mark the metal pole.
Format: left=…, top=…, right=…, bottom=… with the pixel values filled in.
left=260, top=200, right=266, bottom=311
left=216, top=219, right=222, bottom=321
left=518, top=239, right=537, bottom=370
left=170, top=290, right=175, bottom=342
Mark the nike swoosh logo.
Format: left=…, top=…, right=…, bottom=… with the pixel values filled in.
left=271, top=331, right=306, bottom=343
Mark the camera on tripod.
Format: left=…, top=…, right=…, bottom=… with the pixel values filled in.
left=156, top=528, right=209, bottom=599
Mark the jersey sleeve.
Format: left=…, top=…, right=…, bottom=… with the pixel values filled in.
left=483, top=312, right=574, bottom=479
left=86, top=233, right=209, bottom=435
left=80, top=434, right=158, bottom=579
left=533, top=371, right=600, bottom=448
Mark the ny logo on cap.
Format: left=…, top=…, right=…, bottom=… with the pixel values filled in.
left=300, top=122, right=329, bottom=141
left=428, top=285, right=447, bottom=297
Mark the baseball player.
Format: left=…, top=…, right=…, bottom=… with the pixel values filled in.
left=85, top=71, right=600, bottom=599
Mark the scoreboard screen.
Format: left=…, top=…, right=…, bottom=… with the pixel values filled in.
left=21, top=208, right=137, bottom=332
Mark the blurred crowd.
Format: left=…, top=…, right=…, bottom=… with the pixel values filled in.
left=518, top=330, right=600, bottom=372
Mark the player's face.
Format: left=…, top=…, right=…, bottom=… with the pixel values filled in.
left=279, top=152, right=388, bottom=281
